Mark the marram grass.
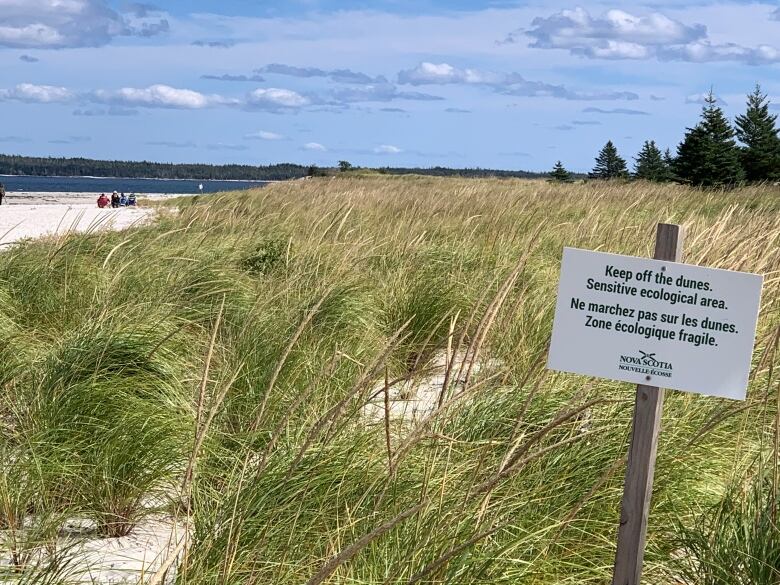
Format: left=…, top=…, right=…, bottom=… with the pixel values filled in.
left=0, top=176, right=779, bottom=583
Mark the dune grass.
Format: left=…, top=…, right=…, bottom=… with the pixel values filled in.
left=0, top=176, right=779, bottom=582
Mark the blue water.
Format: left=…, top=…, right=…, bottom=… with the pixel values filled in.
left=0, top=175, right=270, bottom=194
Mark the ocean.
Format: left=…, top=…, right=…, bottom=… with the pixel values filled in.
left=0, top=175, right=270, bottom=195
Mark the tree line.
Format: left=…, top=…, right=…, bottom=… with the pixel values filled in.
left=328, top=160, right=550, bottom=179
left=551, top=86, right=780, bottom=186
left=0, top=154, right=311, bottom=181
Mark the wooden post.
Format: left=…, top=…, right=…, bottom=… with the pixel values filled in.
left=612, top=223, right=684, bottom=585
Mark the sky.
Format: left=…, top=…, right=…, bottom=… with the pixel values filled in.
left=0, top=1, right=778, bottom=172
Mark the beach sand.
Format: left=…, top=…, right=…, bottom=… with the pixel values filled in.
left=0, top=194, right=163, bottom=247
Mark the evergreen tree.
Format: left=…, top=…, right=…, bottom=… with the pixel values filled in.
left=633, top=140, right=669, bottom=181
left=550, top=160, right=572, bottom=182
left=735, top=84, right=780, bottom=182
left=663, top=148, right=676, bottom=181
left=590, top=140, right=628, bottom=179
left=674, top=91, right=743, bottom=187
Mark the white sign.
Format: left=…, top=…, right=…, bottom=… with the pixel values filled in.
left=548, top=248, right=763, bottom=400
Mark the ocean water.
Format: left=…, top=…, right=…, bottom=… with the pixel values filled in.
left=0, top=175, right=270, bottom=194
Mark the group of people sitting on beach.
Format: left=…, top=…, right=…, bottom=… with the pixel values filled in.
left=98, top=191, right=137, bottom=209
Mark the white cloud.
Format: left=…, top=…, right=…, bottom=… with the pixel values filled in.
left=374, top=144, right=402, bottom=154
left=0, top=0, right=168, bottom=49
left=398, top=62, right=637, bottom=101
left=520, top=7, right=779, bottom=65
left=92, top=84, right=231, bottom=109
left=398, top=62, right=502, bottom=85
left=660, top=42, right=780, bottom=65
left=245, top=130, right=285, bottom=140
left=525, top=8, right=705, bottom=52
left=303, top=142, right=327, bottom=151
left=247, top=88, right=309, bottom=109
left=0, top=83, right=74, bottom=103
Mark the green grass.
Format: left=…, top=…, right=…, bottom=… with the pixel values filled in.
left=1, top=176, right=779, bottom=582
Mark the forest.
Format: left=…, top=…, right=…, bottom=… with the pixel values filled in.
left=0, top=155, right=311, bottom=181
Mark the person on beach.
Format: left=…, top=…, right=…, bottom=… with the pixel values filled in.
left=97, top=193, right=110, bottom=208
left=128, top=193, right=137, bottom=206
left=120, top=192, right=128, bottom=206
left=0, top=182, right=5, bottom=205
left=111, top=191, right=120, bottom=208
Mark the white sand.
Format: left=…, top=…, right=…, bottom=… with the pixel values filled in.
left=362, top=351, right=500, bottom=425
left=0, top=204, right=154, bottom=248
left=3, top=192, right=187, bottom=206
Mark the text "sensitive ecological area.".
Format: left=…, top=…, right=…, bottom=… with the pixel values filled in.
left=571, top=264, right=738, bottom=347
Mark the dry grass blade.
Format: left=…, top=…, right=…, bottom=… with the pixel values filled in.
left=305, top=503, right=424, bottom=585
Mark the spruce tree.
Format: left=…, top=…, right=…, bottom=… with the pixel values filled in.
left=633, top=140, right=668, bottom=181
left=735, top=84, right=780, bottom=182
left=550, top=160, right=572, bottom=182
left=663, top=148, right=676, bottom=181
left=675, top=91, right=743, bottom=187
left=590, top=140, right=628, bottom=179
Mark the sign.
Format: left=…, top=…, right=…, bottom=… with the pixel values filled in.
left=548, top=247, right=763, bottom=400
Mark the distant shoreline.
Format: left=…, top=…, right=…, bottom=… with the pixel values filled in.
left=0, top=174, right=278, bottom=183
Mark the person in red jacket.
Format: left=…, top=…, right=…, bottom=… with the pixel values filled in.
left=97, top=193, right=110, bottom=208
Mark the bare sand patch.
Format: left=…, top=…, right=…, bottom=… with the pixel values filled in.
left=0, top=204, right=154, bottom=248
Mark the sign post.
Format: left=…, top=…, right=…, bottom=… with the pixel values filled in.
left=611, top=223, right=682, bottom=585
left=546, top=223, right=764, bottom=585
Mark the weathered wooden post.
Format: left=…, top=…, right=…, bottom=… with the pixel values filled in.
left=611, top=223, right=683, bottom=585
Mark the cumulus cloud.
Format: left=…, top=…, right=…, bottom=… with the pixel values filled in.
left=373, top=144, right=402, bottom=154
left=1, top=82, right=320, bottom=113
left=398, top=62, right=637, bottom=101
left=0, top=83, right=74, bottom=103
left=524, top=8, right=704, bottom=55
left=19, top=54, right=39, bottom=63
left=244, top=130, right=285, bottom=140
left=92, top=84, right=233, bottom=109
left=201, top=74, right=265, bottom=82
left=398, top=62, right=503, bottom=85
left=303, top=142, right=327, bottom=151
left=0, top=0, right=169, bottom=49
left=246, top=88, right=310, bottom=110
left=257, top=63, right=387, bottom=85
left=582, top=107, right=650, bottom=115
left=660, top=42, right=780, bottom=65
left=516, top=7, right=779, bottom=65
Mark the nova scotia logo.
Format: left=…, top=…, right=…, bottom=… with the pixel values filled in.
left=618, top=350, right=673, bottom=378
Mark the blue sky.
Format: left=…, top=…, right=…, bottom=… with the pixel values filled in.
left=0, top=1, right=778, bottom=172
